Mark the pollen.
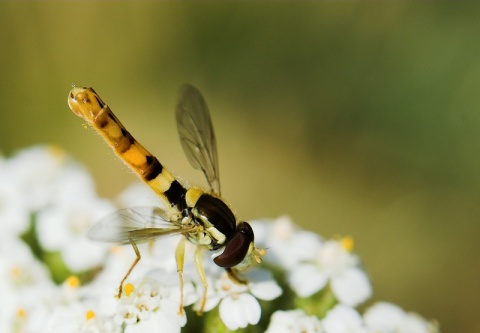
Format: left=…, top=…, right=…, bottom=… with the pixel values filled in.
left=10, top=266, right=21, bottom=278
left=340, top=236, right=354, bottom=252
left=66, top=275, right=80, bottom=288
left=124, top=283, right=135, bottom=296
left=47, top=144, right=66, bottom=163
left=85, top=310, right=96, bottom=321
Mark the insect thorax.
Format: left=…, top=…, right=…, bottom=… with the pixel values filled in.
left=184, top=191, right=237, bottom=250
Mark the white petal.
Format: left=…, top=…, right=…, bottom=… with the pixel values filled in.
left=322, top=304, right=365, bottom=333
left=288, top=264, right=328, bottom=297
left=117, top=182, right=167, bottom=209
left=219, top=294, right=261, bottom=330
left=363, top=302, right=406, bottom=330
left=248, top=269, right=283, bottom=300
left=398, top=313, right=433, bottom=333
left=266, top=310, right=322, bottom=333
left=331, top=267, right=372, bottom=306
left=266, top=216, right=323, bottom=269
left=36, top=206, right=71, bottom=250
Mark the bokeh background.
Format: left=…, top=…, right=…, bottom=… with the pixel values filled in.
left=1, top=3, right=479, bottom=332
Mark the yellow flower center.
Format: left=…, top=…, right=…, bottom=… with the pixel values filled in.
left=85, top=310, right=95, bottom=321
left=124, top=283, right=135, bottom=297
left=66, top=275, right=80, bottom=288
left=17, top=308, right=26, bottom=319
left=341, top=236, right=354, bottom=252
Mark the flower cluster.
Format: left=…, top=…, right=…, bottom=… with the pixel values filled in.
left=0, top=146, right=440, bottom=332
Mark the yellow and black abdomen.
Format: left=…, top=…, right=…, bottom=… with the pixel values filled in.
left=68, top=86, right=187, bottom=212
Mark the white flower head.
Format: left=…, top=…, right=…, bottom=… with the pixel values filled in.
left=265, top=309, right=323, bottom=333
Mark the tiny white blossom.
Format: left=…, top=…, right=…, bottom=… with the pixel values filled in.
left=36, top=196, right=115, bottom=271
left=0, top=161, right=31, bottom=236
left=46, top=303, right=121, bottom=333
left=288, top=239, right=372, bottom=306
left=117, top=181, right=167, bottom=209
left=251, top=216, right=323, bottom=269
left=0, top=238, right=56, bottom=333
left=201, top=268, right=282, bottom=330
left=5, top=145, right=69, bottom=210
left=363, top=302, right=439, bottom=333
left=322, top=304, right=368, bottom=333
left=265, top=309, right=323, bottom=333
left=113, top=273, right=188, bottom=333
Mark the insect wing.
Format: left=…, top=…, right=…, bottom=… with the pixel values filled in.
left=176, top=84, right=221, bottom=195
left=87, top=207, right=188, bottom=245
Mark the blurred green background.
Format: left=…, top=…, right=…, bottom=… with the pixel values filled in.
left=1, top=2, right=479, bottom=332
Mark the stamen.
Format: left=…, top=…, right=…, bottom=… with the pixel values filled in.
left=66, top=275, right=80, bottom=288
left=124, top=283, right=135, bottom=297
left=10, top=266, right=21, bottom=278
left=110, top=246, right=122, bottom=254
left=341, top=236, right=354, bottom=252
left=47, top=145, right=65, bottom=163
left=85, top=310, right=95, bottom=321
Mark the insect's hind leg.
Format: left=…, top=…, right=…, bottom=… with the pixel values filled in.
left=194, top=245, right=208, bottom=314
left=117, top=237, right=141, bottom=298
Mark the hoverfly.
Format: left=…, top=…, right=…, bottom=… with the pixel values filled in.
left=67, top=84, right=265, bottom=313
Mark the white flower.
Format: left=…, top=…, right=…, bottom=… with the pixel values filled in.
left=322, top=304, right=368, bottom=333
left=45, top=303, right=122, bottom=333
left=5, top=145, right=70, bottom=210
left=36, top=195, right=115, bottom=271
left=265, top=309, right=323, bottom=333
left=201, top=268, right=282, bottom=330
left=113, top=273, right=188, bottom=333
left=117, top=181, right=167, bottom=209
left=251, top=216, right=323, bottom=269
left=0, top=171, right=30, bottom=236
left=363, top=302, right=439, bottom=333
left=0, top=156, right=31, bottom=236
left=288, top=239, right=372, bottom=306
left=0, top=238, right=57, bottom=333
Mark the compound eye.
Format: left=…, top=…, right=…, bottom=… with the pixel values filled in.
left=213, top=222, right=254, bottom=268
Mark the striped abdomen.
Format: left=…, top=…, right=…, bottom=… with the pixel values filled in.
left=68, top=86, right=187, bottom=212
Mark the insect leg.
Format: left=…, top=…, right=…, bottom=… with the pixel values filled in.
left=194, top=246, right=208, bottom=314
left=175, top=236, right=187, bottom=315
left=117, top=237, right=142, bottom=298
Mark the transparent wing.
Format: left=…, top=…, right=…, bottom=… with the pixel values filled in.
left=176, top=84, right=220, bottom=195
left=87, top=207, right=193, bottom=245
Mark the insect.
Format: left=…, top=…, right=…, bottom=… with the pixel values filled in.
left=67, top=84, right=265, bottom=313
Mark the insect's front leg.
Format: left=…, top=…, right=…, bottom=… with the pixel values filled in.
left=175, top=236, right=187, bottom=315
left=118, top=236, right=142, bottom=298
left=194, top=245, right=208, bottom=315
